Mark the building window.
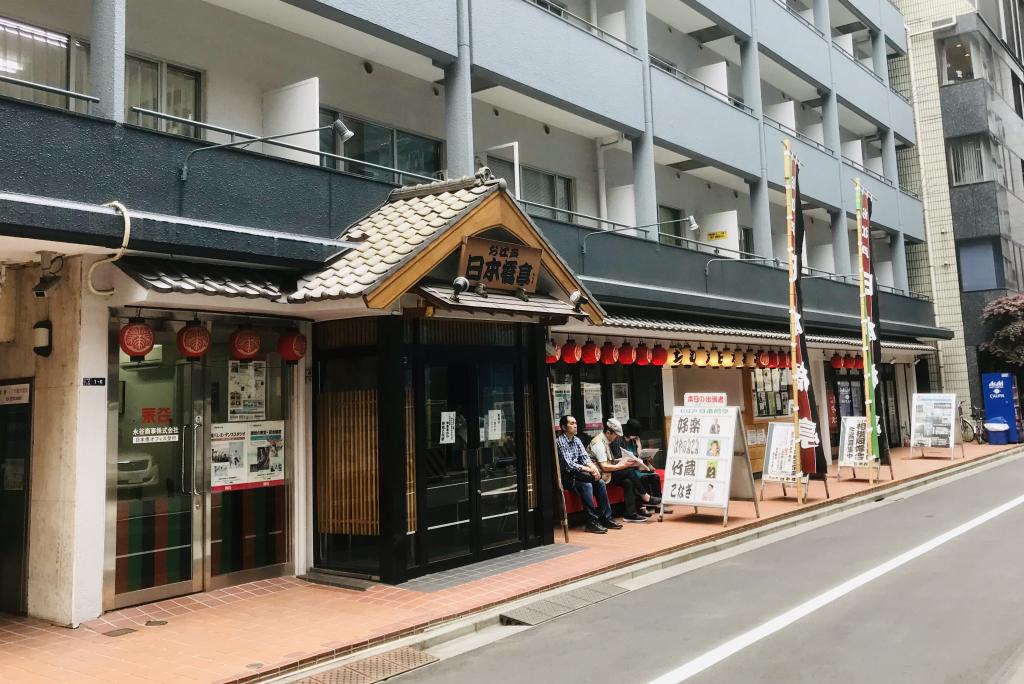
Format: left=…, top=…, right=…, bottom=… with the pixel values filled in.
left=320, top=107, right=443, bottom=183
left=534, top=0, right=567, bottom=18
left=943, top=35, right=975, bottom=83
left=740, top=226, right=755, bottom=254
left=487, top=156, right=575, bottom=222
left=0, top=16, right=70, bottom=108
left=123, top=56, right=202, bottom=137
left=658, top=205, right=683, bottom=246
left=1013, top=72, right=1024, bottom=118
left=957, top=238, right=1003, bottom=291
left=947, top=136, right=989, bottom=185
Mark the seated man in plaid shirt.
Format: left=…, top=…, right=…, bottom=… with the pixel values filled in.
left=557, top=415, right=621, bottom=534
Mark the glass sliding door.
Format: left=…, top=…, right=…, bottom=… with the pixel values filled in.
left=477, top=361, right=519, bottom=550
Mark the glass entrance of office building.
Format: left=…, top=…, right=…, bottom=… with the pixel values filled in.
left=106, top=312, right=294, bottom=610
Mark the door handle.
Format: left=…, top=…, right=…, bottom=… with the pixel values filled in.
left=180, top=426, right=189, bottom=495
left=191, top=423, right=202, bottom=496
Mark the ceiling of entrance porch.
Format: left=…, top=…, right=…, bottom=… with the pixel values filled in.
left=0, top=235, right=109, bottom=265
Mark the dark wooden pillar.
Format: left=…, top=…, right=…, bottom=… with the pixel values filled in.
left=377, top=316, right=408, bottom=582
left=532, top=325, right=555, bottom=545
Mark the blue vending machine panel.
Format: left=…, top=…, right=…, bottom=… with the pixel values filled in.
left=982, top=373, right=1021, bottom=443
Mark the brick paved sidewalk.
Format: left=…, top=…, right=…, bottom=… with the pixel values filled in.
left=0, top=445, right=1013, bottom=684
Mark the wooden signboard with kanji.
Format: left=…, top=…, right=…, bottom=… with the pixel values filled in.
left=457, top=237, right=541, bottom=293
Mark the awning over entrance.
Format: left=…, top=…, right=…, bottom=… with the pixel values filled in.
left=415, top=285, right=588, bottom=321
left=558, top=314, right=936, bottom=353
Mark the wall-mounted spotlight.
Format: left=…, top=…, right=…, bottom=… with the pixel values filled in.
left=569, top=290, right=589, bottom=312
left=686, top=215, right=700, bottom=231
left=451, top=276, right=470, bottom=302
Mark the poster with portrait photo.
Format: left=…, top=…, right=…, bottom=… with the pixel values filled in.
left=662, top=406, right=735, bottom=509
left=246, top=420, right=285, bottom=486
left=210, top=423, right=248, bottom=491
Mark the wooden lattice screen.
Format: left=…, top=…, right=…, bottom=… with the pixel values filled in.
left=315, top=389, right=380, bottom=535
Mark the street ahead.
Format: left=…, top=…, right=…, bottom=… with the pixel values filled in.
left=393, top=454, right=1024, bottom=684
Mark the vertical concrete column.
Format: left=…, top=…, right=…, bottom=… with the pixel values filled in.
left=871, top=29, right=889, bottom=85
left=445, top=0, right=475, bottom=178
left=812, top=0, right=831, bottom=35
left=830, top=210, right=851, bottom=276
left=890, top=230, right=909, bottom=293
left=625, top=0, right=658, bottom=232
left=89, top=0, right=126, bottom=122
left=741, top=27, right=772, bottom=257
left=822, top=90, right=841, bottom=153
left=881, top=126, right=899, bottom=184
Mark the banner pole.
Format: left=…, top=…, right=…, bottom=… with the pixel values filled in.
left=546, top=378, right=570, bottom=543
left=784, top=139, right=804, bottom=504
left=855, top=180, right=878, bottom=486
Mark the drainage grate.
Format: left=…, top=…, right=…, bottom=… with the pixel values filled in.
left=302, top=647, right=438, bottom=684
left=102, top=628, right=136, bottom=637
left=499, top=581, right=628, bottom=626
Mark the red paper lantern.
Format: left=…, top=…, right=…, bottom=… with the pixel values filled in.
left=545, top=339, right=562, bottom=364
left=581, top=340, right=600, bottom=365
left=843, top=353, right=855, bottom=369
left=756, top=350, right=770, bottom=368
left=830, top=353, right=843, bottom=369
left=176, top=321, right=210, bottom=361
left=278, top=330, right=308, bottom=364
left=651, top=344, right=668, bottom=367
left=781, top=351, right=791, bottom=369
left=229, top=327, right=262, bottom=361
left=854, top=354, right=864, bottom=370
left=635, top=342, right=651, bottom=366
left=618, top=342, right=636, bottom=366
left=561, top=339, right=581, bottom=364
left=767, top=351, right=779, bottom=369
left=600, top=341, right=618, bottom=365
left=119, top=318, right=155, bottom=362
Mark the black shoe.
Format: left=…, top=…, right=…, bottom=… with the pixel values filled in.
left=638, top=508, right=654, bottom=518
left=601, top=518, right=623, bottom=530
left=623, top=513, right=647, bottom=523
left=585, top=521, right=608, bottom=534
left=648, top=496, right=662, bottom=506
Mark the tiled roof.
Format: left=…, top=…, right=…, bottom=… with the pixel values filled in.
left=598, top=315, right=936, bottom=352
left=417, top=284, right=587, bottom=319
left=118, top=256, right=290, bottom=300
left=290, top=174, right=502, bottom=302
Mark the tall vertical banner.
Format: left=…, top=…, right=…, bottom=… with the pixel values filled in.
left=785, top=142, right=828, bottom=502
left=855, top=184, right=891, bottom=475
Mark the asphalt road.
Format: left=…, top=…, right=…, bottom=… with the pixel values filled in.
left=393, top=454, right=1024, bottom=684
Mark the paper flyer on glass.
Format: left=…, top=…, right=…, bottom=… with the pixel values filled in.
left=210, top=420, right=285, bottom=491
left=228, top=360, right=266, bottom=422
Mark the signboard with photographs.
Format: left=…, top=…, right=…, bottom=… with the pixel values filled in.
left=662, top=405, right=759, bottom=526
left=910, top=393, right=958, bottom=458
left=210, top=420, right=285, bottom=491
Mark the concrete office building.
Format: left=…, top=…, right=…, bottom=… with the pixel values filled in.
left=0, top=0, right=944, bottom=626
left=897, top=0, right=1024, bottom=407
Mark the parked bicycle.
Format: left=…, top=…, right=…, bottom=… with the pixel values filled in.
left=959, top=401, right=986, bottom=444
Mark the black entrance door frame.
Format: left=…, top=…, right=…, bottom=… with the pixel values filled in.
left=410, top=340, right=530, bottom=574
left=0, top=378, right=32, bottom=615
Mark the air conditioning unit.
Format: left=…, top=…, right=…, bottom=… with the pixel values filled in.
left=119, top=344, right=163, bottom=370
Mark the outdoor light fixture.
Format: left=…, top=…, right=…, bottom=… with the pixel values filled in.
left=451, top=276, right=470, bottom=302
left=686, top=215, right=699, bottom=231
left=569, top=290, right=589, bottom=312
left=179, top=118, right=354, bottom=181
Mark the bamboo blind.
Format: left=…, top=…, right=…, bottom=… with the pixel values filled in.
left=405, top=386, right=417, bottom=533
left=315, top=390, right=380, bottom=535
left=524, top=383, right=537, bottom=509
left=315, top=318, right=377, bottom=350
left=418, top=319, right=517, bottom=346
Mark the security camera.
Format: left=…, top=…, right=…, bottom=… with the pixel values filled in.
left=33, top=274, right=61, bottom=298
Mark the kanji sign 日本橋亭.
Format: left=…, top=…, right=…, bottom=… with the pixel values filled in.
left=457, top=237, right=541, bottom=293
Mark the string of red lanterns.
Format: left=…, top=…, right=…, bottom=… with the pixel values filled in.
left=119, top=318, right=306, bottom=364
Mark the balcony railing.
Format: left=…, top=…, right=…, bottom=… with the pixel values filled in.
left=0, top=73, right=98, bottom=109
left=890, top=84, right=912, bottom=105
left=763, top=116, right=835, bottom=157
left=650, top=62, right=756, bottom=116
left=519, top=0, right=638, bottom=56
left=832, top=41, right=884, bottom=83
left=130, top=107, right=436, bottom=185
left=772, top=0, right=825, bottom=37
left=842, top=155, right=895, bottom=188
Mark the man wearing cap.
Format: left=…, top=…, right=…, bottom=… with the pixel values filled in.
left=590, top=418, right=661, bottom=522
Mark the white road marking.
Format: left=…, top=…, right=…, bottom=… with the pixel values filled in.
left=647, top=491, right=1024, bottom=684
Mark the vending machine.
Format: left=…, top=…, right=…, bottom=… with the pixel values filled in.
left=982, top=372, right=1022, bottom=443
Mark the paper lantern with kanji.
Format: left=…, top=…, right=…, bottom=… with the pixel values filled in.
left=635, top=342, right=651, bottom=366
left=600, top=341, right=618, bottom=365
left=119, top=319, right=155, bottom=362
left=277, top=330, right=308, bottom=364
left=229, top=327, right=262, bottom=361
left=680, top=345, right=694, bottom=367
left=720, top=349, right=735, bottom=368
left=854, top=354, right=864, bottom=370
left=561, top=340, right=581, bottom=364
left=651, top=344, right=668, bottom=367
left=745, top=350, right=757, bottom=368
left=756, top=350, right=770, bottom=368
left=842, top=353, right=855, bottom=369
left=780, top=351, right=791, bottom=369
left=830, top=353, right=843, bottom=369
left=545, top=339, right=562, bottom=364
left=581, top=340, right=600, bottom=365
left=618, top=342, right=636, bottom=366
left=176, top=321, right=210, bottom=361
left=693, top=346, right=710, bottom=368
